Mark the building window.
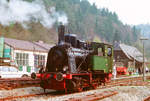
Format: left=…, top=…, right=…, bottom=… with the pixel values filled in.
left=16, top=53, right=29, bottom=66
left=34, top=55, right=45, bottom=67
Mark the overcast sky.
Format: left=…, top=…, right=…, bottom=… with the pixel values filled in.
left=89, top=0, right=150, bottom=25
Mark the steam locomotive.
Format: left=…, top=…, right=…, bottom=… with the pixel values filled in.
left=32, top=25, right=113, bottom=92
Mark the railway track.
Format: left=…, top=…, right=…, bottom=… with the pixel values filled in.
left=66, top=76, right=150, bottom=101
left=0, top=76, right=150, bottom=101
left=102, top=76, right=150, bottom=89
left=0, top=88, right=118, bottom=101
left=0, top=78, right=40, bottom=90
left=144, top=96, right=150, bottom=101
left=0, top=93, right=46, bottom=101
left=68, top=91, right=118, bottom=101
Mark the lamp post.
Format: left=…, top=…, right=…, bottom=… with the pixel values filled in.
left=140, top=37, right=148, bottom=81
left=133, top=50, right=137, bottom=70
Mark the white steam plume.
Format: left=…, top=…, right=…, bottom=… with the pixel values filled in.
left=0, top=0, right=68, bottom=28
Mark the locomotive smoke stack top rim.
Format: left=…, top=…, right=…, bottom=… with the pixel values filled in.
left=64, top=33, right=77, bottom=37
left=58, top=24, right=65, bottom=44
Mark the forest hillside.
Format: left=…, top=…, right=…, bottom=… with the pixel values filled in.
left=0, top=0, right=140, bottom=45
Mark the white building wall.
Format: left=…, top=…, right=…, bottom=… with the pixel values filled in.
left=10, top=47, right=15, bottom=63
left=13, top=50, right=48, bottom=73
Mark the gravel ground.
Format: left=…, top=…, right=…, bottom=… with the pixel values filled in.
left=0, top=86, right=150, bottom=101
left=101, top=86, right=150, bottom=101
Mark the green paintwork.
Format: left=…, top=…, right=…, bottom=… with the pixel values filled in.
left=19, top=66, right=23, bottom=71
left=92, top=56, right=109, bottom=72
left=27, top=66, right=31, bottom=72
left=107, top=57, right=113, bottom=72
left=90, top=42, right=113, bottom=73
left=0, top=37, right=4, bottom=57
left=4, top=44, right=11, bottom=58
left=4, top=49, right=11, bottom=58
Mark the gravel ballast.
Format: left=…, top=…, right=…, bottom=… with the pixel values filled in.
left=0, top=86, right=150, bottom=101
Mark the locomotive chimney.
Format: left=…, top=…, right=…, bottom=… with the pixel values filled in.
left=58, top=24, right=65, bottom=44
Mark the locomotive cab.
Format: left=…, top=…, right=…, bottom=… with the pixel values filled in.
left=90, top=42, right=113, bottom=73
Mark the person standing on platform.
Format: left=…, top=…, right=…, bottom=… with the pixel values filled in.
left=113, top=62, right=117, bottom=79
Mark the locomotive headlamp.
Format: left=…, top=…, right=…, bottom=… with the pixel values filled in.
left=56, top=72, right=64, bottom=81
left=63, top=66, right=68, bottom=71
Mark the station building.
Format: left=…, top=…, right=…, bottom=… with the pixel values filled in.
left=113, top=41, right=145, bottom=74
left=0, top=37, right=53, bottom=73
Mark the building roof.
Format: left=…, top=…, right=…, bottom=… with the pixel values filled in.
left=113, top=41, right=146, bottom=63
left=33, top=41, right=54, bottom=51
left=120, top=44, right=144, bottom=62
left=113, top=41, right=121, bottom=51
left=4, top=38, right=52, bottom=52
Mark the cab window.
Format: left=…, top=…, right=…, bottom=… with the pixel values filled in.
left=98, top=48, right=103, bottom=56
left=107, top=47, right=112, bottom=56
